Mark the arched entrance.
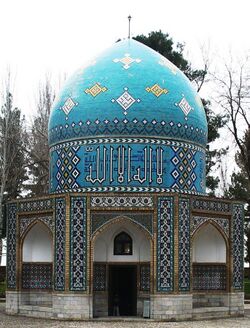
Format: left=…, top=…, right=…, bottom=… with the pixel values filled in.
left=192, top=222, right=228, bottom=308
left=92, top=217, right=151, bottom=317
left=21, top=221, right=53, bottom=306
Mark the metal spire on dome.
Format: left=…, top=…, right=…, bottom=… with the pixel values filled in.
left=128, top=15, right=132, bottom=39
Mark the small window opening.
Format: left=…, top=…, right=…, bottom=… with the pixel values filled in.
left=114, top=232, right=133, bottom=255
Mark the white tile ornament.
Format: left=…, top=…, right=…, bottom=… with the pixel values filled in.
left=91, top=196, right=153, bottom=208
left=113, top=53, right=141, bottom=69
left=60, top=97, right=78, bottom=116
left=176, top=96, right=193, bottom=119
left=112, top=88, right=140, bottom=115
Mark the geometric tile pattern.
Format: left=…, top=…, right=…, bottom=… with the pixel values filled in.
left=93, top=263, right=106, bottom=291
left=60, top=97, right=78, bottom=116
left=178, top=198, right=190, bottom=291
left=193, top=264, right=227, bottom=290
left=70, top=196, right=87, bottom=291
left=91, top=212, right=153, bottom=236
left=171, top=147, right=197, bottom=191
left=140, top=264, right=150, bottom=291
left=54, top=198, right=66, bottom=291
left=90, top=196, right=153, bottom=208
left=55, top=146, right=80, bottom=191
left=157, top=197, right=174, bottom=292
left=19, top=216, right=53, bottom=237
left=232, top=204, right=244, bottom=290
left=192, top=199, right=231, bottom=213
left=176, top=97, right=193, bottom=118
left=22, top=263, right=52, bottom=289
left=51, top=137, right=204, bottom=152
left=111, top=88, right=141, bottom=115
left=113, top=53, right=141, bottom=70
left=49, top=118, right=207, bottom=146
left=50, top=138, right=206, bottom=195
left=6, top=203, right=17, bottom=289
left=191, top=216, right=230, bottom=238
left=146, top=84, right=168, bottom=97
left=85, top=83, right=108, bottom=97
left=19, top=198, right=54, bottom=212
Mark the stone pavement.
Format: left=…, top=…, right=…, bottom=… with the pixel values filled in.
left=0, top=303, right=250, bottom=328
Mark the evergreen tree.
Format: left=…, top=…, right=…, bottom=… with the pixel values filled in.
left=27, top=78, right=55, bottom=195
left=134, top=31, right=226, bottom=194
left=0, top=77, right=28, bottom=243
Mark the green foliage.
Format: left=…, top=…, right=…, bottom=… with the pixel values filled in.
left=0, top=280, right=5, bottom=297
left=245, top=279, right=250, bottom=295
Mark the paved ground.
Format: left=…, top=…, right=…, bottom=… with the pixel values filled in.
left=0, top=303, right=250, bottom=328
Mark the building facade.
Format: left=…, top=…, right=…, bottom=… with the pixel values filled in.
left=6, top=39, right=244, bottom=320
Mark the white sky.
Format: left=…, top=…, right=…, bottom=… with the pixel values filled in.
left=0, top=0, right=250, bottom=118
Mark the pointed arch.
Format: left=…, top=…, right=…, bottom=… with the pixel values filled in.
left=22, top=221, right=53, bottom=262
left=192, top=222, right=227, bottom=263
left=91, top=215, right=153, bottom=242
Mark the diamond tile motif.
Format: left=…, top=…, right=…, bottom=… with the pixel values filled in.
left=54, top=198, right=66, bottom=291
left=171, top=147, right=197, bottom=190
left=70, top=196, right=87, bottom=291
left=176, top=97, right=193, bottom=118
left=232, top=204, right=244, bottom=290
left=112, top=88, right=140, bottom=115
left=178, top=198, right=190, bottom=291
left=61, top=97, right=78, bottom=115
left=146, top=84, right=168, bottom=97
left=6, top=203, right=17, bottom=289
left=55, top=147, right=80, bottom=191
left=157, top=197, right=174, bottom=291
left=85, top=83, right=108, bottom=97
left=113, top=53, right=141, bottom=69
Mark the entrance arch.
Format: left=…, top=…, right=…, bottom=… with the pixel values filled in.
left=21, top=221, right=53, bottom=291
left=192, top=222, right=228, bottom=293
left=92, top=217, right=152, bottom=317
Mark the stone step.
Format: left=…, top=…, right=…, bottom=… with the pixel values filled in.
left=193, top=306, right=229, bottom=320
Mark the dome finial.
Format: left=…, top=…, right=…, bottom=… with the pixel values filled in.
left=128, top=15, right=132, bottom=39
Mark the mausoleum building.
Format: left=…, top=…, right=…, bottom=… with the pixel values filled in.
left=5, top=39, right=244, bottom=320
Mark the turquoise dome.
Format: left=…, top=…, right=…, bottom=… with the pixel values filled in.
left=49, top=39, right=208, bottom=194
left=49, top=39, right=207, bottom=146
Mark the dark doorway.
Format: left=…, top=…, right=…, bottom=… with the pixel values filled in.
left=108, top=265, right=137, bottom=316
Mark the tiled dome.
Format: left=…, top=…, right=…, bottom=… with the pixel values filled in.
left=49, top=39, right=207, bottom=147
left=49, top=39, right=208, bottom=194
